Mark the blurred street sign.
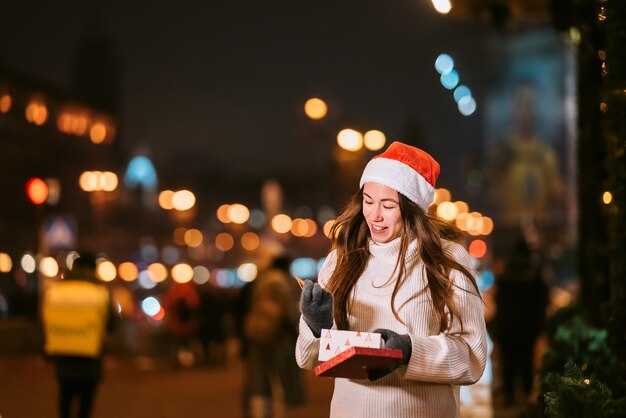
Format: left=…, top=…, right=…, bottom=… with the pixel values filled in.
left=43, top=215, right=77, bottom=251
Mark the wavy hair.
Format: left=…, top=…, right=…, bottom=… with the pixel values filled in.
left=325, top=188, right=481, bottom=333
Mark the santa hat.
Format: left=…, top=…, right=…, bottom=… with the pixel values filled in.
left=359, top=141, right=440, bottom=211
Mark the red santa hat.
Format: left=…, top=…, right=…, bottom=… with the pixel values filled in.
left=359, top=141, right=440, bottom=211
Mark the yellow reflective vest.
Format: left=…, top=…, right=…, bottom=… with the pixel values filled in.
left=42, top=280, right=110, bottom=358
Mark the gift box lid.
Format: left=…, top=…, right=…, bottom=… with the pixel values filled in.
left=314, top=346, right=404, bottom=379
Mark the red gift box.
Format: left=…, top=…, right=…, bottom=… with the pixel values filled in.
left=314, top=346, right=404, bottom=379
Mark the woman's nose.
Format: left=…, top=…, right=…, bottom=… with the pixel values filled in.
left=369, top=205, right=383, bottom=221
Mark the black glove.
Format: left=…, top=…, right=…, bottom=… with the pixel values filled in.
left=368, top=328, right=412, bottom=381
left=299, top=281, right=333, bottom=338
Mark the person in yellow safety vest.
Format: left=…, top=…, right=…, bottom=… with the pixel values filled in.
left=42, top=252, right=116, bottom=418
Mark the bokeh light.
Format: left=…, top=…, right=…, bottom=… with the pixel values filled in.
left=172, top=190, right=195, bottom=211
left=337, top=129, right=363, bottom=152
left=468, top=239, right=487, bottom=259
left=237, top=263, right=258, bottom=282
left=440, top=69, right=459, bottom=90
left=304, top=98, right=328, bottom=120
left=228, top=204, right=250, bottom=224
left=271, top=214, right=293, bottom=234
left=26, top=177, right=48, bottom=205
left=21, top=253, right=36, bottom=274
left=97, top=260, right=117, bottom=282
left=363, top=130, right=386, bottom=151
left=118, top=262, right=139, bottom=282
left=0, top=253, right=12, bottom=273
left=241, top=232, right=260, bottom=251
left=172, top=263, right=193, bottom=283
left=435, top=54, right=454, bottom=74
left=215, top=233, right=234, bottom=252
left=147, top=263, right=168, bottom=283
left=40, top=257, right=59, bottom=278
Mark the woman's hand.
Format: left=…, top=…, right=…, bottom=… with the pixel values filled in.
left=368, top=328, right=412, bottom=381
left=299, top=281, right=333, bottom=337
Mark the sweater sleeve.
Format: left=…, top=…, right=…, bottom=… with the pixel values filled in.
left=295, top=251, right=337, bottom=370
left=403, top=242, right=487, bottom=385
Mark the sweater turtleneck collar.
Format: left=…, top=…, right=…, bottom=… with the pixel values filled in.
left=368, top=236, right=419, bottom=265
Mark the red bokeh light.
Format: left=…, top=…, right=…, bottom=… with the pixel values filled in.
left=26, top=177, right=48, bottom=205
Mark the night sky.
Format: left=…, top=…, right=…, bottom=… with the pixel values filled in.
left=1, top=0, right=496, bottom=200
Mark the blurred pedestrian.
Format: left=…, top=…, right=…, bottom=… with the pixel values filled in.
left=494, top=228, right=549, bottom=405
left=242, top=255, right=306, bottom=418
left=42, top=252, right=116, bottom=418
left=296, top=141, right=487, bottom=417
left=162, top=281, right=202, bottom=367
left=197, top=284, right=228, bottom=367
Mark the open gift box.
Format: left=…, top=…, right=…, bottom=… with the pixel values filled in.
left=314, top=329, right=404, bottom=379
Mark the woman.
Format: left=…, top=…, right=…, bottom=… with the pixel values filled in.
left=296, top=142, right=487, bottom=418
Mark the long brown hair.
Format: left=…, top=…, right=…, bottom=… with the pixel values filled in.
left=325, top=188, right=481, bottom=333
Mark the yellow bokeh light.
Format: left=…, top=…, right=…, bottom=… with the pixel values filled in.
left=40, top=257, right=59, bottom=278
left=603, top=191, right=612, bottom=204
left=291, top=218, right=308, bottom=237
left=216, top=204, right=231, bottom=223
left=432, top=188, right=452, bottom=206
left=337, top=129, right=363, bottom=152
left=304, top=98, right=328, bottom=120
left=97, top=261, right=117, bottom=282
left=363, top=130, right=386, bottom=151
left=25, top=101, right=48, bottom=125
left=89, top=122, right=107, bottom=144
left=172, top=263, right=193, bottom=283
left=304, top=219, right=318, bottom=237
left=147, top=263, right=168, bottom=283
left=172, top=190, right=195, bottom=211
left=480, top=216, right=494, bottom=235
left=436, top=201, right=458, bottom=221
left=241, top=232, right=260, bottom=251
left=455, top=212, right=468, bottom=231
left=228, top=203, right=250, bottom=224
left=100, top=172, right=118, bottom=192
left=79, top=171, right=97, bottom=192
left=215, top=232, right=234, bottom=252
left=158, top=190, right=175, bottom=210
left=0, top=94, right=12, bottom=113
left=454, top=201, right=469, bottom=215
left=271, top=214, right=293, bottom=234
left=323, top=220, right=335, bottom=238
left=465, top=212, right=484, bottom=236
left=184, top=228, right=204, bottom=247
left=118, top=262, right=139, bottom=281
left=0, top=252, right=13, bottom=273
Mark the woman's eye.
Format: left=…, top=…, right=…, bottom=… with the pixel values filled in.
left=383, top=206, right=395, bottom=210
left=364, top=200, right=373, bottom=205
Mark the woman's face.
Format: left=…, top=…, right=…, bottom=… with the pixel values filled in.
left=362, top=182, right=403, bottom=244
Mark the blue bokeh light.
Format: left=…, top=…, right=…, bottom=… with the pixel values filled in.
left=453, top=85, right=472, bottom=103
left=440, top=70, right=459, bottom=90
left=435, top=54, right=454, bottom=75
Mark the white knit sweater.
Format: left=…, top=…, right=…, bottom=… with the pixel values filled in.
left=295, top=237, right=487, bottom=418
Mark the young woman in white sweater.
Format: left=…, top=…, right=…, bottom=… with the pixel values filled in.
left=296, top=141, right=487, bottom=418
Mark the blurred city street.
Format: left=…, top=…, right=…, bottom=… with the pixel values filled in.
left=0, top=342, right=335, bottom=418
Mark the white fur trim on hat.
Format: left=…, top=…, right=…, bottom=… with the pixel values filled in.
left=359, top=157, right=435, bottom=211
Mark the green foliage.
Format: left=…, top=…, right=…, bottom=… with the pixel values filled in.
left=542, top=311, right=616, bottom=379
left=541, top=310, right=626, bottom=417
left=544, top=363, right=626, bottom=418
